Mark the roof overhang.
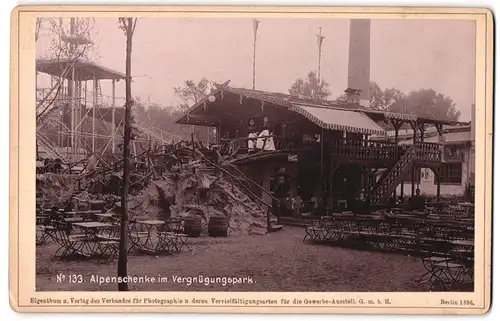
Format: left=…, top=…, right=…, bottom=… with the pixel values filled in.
left=289, top=104, right=387, bottom=136
left=36, top=58, right=126, bottom=81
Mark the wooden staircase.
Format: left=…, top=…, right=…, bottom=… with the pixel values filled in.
left=37, top=133, right=68, bottom=162
left=194, top=152, right=283, bottom=233
left=371, top=145, right=417, bottom=205
left=221, top=163, right=284, bottom=232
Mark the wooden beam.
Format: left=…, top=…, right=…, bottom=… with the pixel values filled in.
left=390, top=119, right=403, bottom=131
left=400, top=178, right=404, bottom=201
left=411, top=164, right=416, bottom=196
left=430, top=167, right=441, bottom=202
left=434, top=123, right=443, bottom=136
left=362, top=166, right=369, bottom=202
left=183, top=114, right=220, bottom=123
left=418, top=122, right=425, bottom=141
left=410, top=121, right=417, bottom=144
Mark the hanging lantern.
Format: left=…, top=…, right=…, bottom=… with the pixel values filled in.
left=208, top=95, right=216, bottom=103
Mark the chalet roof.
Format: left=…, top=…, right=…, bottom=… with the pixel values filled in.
left=175, top=85, right=460, bottom=130
left=36, top=58, right=126, bottom=81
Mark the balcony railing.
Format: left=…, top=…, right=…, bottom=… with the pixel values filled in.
left=331, top=138, right=399, bottom=162
left=415, top=142, right=442, bottom=163
left=217, top=135, right=443, bottom=164
left=220, top=135, right=298, bottom=158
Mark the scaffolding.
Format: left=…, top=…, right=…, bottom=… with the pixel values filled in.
left=36, top=58, right=183, bottom=163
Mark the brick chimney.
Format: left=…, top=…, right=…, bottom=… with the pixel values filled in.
left=347, top=19, right=371, bottom=108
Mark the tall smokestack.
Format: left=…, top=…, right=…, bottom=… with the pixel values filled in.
left=347, top=19, right=371, bottom=107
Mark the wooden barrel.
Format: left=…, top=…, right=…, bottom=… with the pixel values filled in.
left=183, top=216, right=202, bottom=237
left=208, top=216, right=229, bottom=237
left=89, top=200, right=107, bottom=211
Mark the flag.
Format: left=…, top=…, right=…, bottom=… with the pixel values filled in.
left=253, top=19, right=260, bottom=39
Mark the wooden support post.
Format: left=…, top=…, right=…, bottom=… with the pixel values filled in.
left=216, top=122, right=221, bottom=144
left=410, top=121, right=417, bottom=144
left=400, top=178, right=404, bottom=201
left=390, top=119, right=402, bottom=143
left=320, top=128, right=325, bottom=197
left=362, top=166, right=369, bottom=205
left=111, top=79, right=116, bottom=154
left=435, top=123, right=444, bottom=136
left=328, top=159, right=334, bottom=208
left=418, top=123, right=425, bottom=142
left=435, top=167, right=441, bottom=202
left=411, top=164, right=416, bottom=197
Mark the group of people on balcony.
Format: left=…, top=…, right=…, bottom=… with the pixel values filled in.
left=247, top=117, right=276, bottom=152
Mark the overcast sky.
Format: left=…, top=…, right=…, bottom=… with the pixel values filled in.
left=37, top=17, right=476, bottom=121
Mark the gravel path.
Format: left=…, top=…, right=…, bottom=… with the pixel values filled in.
left=36, top=226, right=427, bottom=291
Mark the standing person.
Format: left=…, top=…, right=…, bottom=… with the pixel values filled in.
left=409, top=188, right=426, bottom=212
left=272, top=166, right=291, bottom=223
left=257, top=117, right=276, bottom=151
left=247, top=118, right=259, bottom=152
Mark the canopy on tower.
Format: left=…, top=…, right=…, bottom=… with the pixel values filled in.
left=36, top=58, right=126, bottom=81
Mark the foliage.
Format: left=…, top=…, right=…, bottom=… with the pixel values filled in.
left=394, top=88, right=461, bottom=120
left=336, top=82, right=460, bottom=121
left=171, top=78, right=216, bottom=143
left=289, top=71, right=331, bottom=100
left=173, top=78, right=211, bottom=107
left=40, top=18, right=99, bottom=62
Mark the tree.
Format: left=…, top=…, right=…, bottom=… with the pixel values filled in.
left=117, top=16, right=138, bottom=292
left=289, top=71, right=331, bottom=100
left=43, top=17, right=99, bottom=62
left=336, top=82, right=460, bottom=121
left=392, top=88, right=461, bottom=120
left=369, top=82, right=405, bottom=111
left=173, top=78, right=211, bottom=108
left=173, top=78, right=215, bottom=143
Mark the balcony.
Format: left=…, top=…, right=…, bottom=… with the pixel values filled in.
left=414, top=142, right=442, bottom=164
left=219, top=135, right=302, bottom=161
left=331, top=138, right=399, bottom=163
left=217, top=135, right=443, bottom=166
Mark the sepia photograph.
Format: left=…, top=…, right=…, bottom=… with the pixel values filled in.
left=10, top=5, right=492, bottom=313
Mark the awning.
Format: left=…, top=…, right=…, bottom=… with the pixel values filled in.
left=37, top=58, right=126, bottom=81
left=289, top=104, right=387, bottom=136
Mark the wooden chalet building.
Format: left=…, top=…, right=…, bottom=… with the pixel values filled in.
left=175, top=84, right=462, bottom=214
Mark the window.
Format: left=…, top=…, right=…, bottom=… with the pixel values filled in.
left=444, top=145, right=464, bottom=161
left=403, top=168, right=421, bottom=184
left=435, top=162, right=462, bottom=185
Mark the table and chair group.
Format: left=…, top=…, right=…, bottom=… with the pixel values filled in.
left=303, top=204, right=475, bottom=291
left=36, top=206, right=193, bottom=263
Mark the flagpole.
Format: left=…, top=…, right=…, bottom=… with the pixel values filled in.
left=317, top=27, right=324, bottom=83
left=252, top=19, right=260, bottom=90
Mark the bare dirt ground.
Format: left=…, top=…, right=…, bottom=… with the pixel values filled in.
left=36, top=226, right=427, bottom=292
